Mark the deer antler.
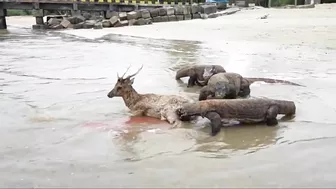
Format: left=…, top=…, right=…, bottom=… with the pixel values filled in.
left=121, top=65, right=132, bottom=79
left=125, top=64, right=144, bottom=79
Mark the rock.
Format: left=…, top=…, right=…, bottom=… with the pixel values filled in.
left=191, top=4, right=200, bottom=13
left=176, top=15, right=184, bottom=21
left=217, top=2, right=227, bottom=10
left=82, top=12, right=92, bottom=20
left=184, top=14, right=192, bottom=20
left=109, top=16, right=119, bottom=26
left=140, top=10, right=151, bottom=19
left=158, top=8, right=167, bottom=16
left=119, top=12, right=128, bottom=21
left=114, top=20, right=129, bottom=27
left=128, top=19, right=136, bottom=26
left=73, top=22, right=84, bottom=29
left=149, top=8, right=160, bottom=17
left=68, top=15, right=86, bottom=25
left=166, top=7, right=175, bottom=15
left=200, top=13, right=208, bottom=19
left=208, top=13, right=219, bottom=18
left=133, top=18, right=146, bottom=26
left=145, top=18, right=152, bottom=25
left=94, top=22, right=103, bottom=29
left=60, top=19, right=71, bottom=28
left=192, top=13, right=201, bottom=19
left=102, top=20, right=111, bottom=27
left=47, top=18, right=62, bottom=26
left=168, top=15, right=177, bottom=21
left=161, top=15, right=169, bottom=22
left=200, top=4, right=217, bottom=14
left=105, top=11, right=118, bottom=19
left=127, top=11, right=140, bottom=20
left=83, top=20, right=96, bottom=29
left=174, top=5, right=188, bottom=15
left=153, top=16, right=161, bottom=22
left=158, top=7, right=174, bottom=16
left=49, top=24, right=64, bottom=29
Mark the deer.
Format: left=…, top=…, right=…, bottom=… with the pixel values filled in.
left=107, top=65, right=195, bottom=128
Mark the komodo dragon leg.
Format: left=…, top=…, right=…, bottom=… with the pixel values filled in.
left=187, top=76, right=197, bottom=87
left=266, top=105, right=279, bottom=126
left=203, top=112, right=222, bottom=136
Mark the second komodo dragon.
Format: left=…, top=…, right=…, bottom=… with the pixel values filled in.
left=175, top=65, right=226, bottom=87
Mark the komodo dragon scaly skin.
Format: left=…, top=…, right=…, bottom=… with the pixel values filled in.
left=175, top=65, right=226, bottom=87
left=176, top=98, right=296, bottom=136
left=107, top=65, right=195, bottom=128
left=199, top=72, right=304, bottom=100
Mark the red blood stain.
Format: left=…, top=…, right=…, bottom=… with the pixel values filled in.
left=82, top=116, right=170, bottom=130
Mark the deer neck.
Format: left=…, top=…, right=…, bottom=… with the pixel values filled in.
left=121, top=86, right=141, bottom=108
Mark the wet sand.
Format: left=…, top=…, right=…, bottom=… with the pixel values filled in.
left=1, top=3, right=336, bottom=187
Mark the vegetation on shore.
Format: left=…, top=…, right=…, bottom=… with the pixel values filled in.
left=7, top=9, right=32, bottom=16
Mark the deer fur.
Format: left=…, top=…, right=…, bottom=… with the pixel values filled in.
left=107, top=65, right=195, bottom=127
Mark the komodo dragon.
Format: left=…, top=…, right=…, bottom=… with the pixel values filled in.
left=175, top=65, right=226, bottom=87
left=176, top=98, right=296, bottom=136
left=199, top=72, right=304, bottom=101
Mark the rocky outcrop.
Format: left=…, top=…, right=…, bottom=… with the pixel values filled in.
left=34, top=4, right=240, bottom=30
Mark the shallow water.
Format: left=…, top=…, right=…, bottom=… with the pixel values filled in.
left=1, top=19, right=336, bottom=187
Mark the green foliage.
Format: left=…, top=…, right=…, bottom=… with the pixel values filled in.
left=7, top=9, right=32, bottom=16
left=271, top=0, right=295, bottom=6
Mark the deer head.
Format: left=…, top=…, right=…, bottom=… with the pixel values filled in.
left=107, top=65, right=143, bottom=98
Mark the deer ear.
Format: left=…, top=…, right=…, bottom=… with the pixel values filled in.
left=129, top=78, right=135, bottom=85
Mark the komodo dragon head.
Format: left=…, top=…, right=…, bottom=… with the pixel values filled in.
left=203, top=66, right=218, bottom=80
left=107, top=65, right=143, bottom=98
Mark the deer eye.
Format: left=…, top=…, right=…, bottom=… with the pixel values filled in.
left=117, top=86, right=122, bottom=90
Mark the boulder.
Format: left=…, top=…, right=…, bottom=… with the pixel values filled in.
left=82, top=12, right=92, bottom=20
left=83, top=20, right=96, bottom=29
left=60, top=19, right=71, bottom=28
left=127, top=11, right=141, bottom=20
left=184, top=14, right=192, bottom=20
left=140, top=10, right=151, bottom=19
left=128, top=19, right=136, bottom=26
left=105, top=11, right=118, bottom=19
left=102, top=20, right=111, bottom=27
left=109, top=16, right=119, bottom=26
left=153, top=16, right=161, bottom=22
left=73, top=22, right=84, bottom=29
left=200, top=4, right=217, bottom=14
left=94, top=22, right=103, bottom=29
left=168, top=15, right=177, bottom=21
left=49, top=24, right=64, bottom=30
left=149, top=8, right=160, bottom=17
left=191, top=4, right=200, bottom=13
left=192, top=13, right=201, bottom=19
left=145, top=18, right=152, bottom=25
left=158, top=7, right=174, bottom=16
left=68, top=15, right=85, bottom=25
left=166, top=7, right=175, bottom=15
left=133, top=18, right=146, bottom=26
left=174, top=5, right=188, bottom=15
left=119, top=12, right=128, bottom=21
left=47, top=18, right=62, bottom=26
left=161, top=15, right=169, bottom=22
left=176, top=15, right=184, bottom=21
left=114, top=20, right=129, bottom=27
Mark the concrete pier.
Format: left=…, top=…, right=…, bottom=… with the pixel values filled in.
left=0, top=9, right=7, bottom=30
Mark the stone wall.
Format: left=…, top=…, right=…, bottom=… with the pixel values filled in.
left=33, top=3, right=224, bottom=30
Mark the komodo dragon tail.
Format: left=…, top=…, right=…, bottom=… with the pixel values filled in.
left=175, top=66, right=192, bottom=80
left=245, top=77, right=304, bottom=87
